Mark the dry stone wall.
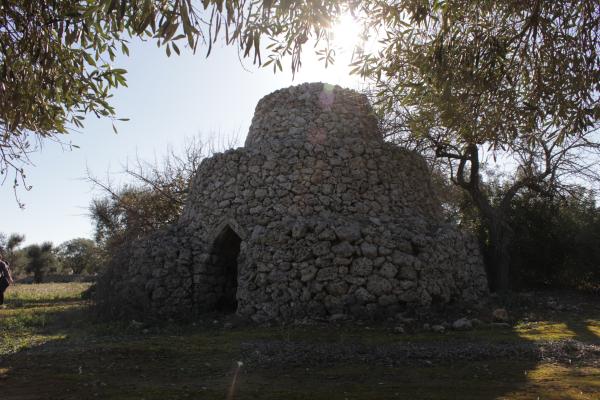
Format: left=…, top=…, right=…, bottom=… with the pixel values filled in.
left=99, top=82, right=488, bottom=322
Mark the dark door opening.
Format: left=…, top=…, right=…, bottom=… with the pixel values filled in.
left=212, top=226, right=241, bottom=313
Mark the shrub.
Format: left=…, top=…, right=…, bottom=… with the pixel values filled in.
left=508, top=190, right=600, bottom=290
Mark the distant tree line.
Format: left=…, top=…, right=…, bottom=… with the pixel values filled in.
left=0, top=234, right=106, bottom=283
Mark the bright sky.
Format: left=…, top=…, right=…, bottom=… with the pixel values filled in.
left=1, top=19, right=367, bottom=246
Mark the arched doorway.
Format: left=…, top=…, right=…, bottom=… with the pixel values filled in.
left=211, top=225, right=241, bottom=313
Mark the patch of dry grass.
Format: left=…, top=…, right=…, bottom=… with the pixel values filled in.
left=0, top=283, right=90, bottom=355
left=5, top=282, right=91, bottom=304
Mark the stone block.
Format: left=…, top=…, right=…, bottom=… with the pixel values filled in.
left=350, top=257, right=373, bottom=276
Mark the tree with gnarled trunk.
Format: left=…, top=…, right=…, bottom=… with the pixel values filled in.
left=362, top=1, right=599, bottom=291
left=382, top=111, right=600, bottom=291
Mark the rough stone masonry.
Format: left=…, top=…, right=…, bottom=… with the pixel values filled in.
left=100, top=82, right=488, bottom=322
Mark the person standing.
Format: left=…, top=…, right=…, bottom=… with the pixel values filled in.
left=0, top=251, right=14, bottom=307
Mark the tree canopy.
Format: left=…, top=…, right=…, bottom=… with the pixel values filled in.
left=0, top=232, right=25, bottom=265
left=56, top=238, right=104, bottom=274
left=25, top=241, right=54, bottom=283
left=361, top=0, right=600, bottom=290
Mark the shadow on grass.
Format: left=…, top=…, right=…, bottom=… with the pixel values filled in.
left=563, top=319, right=600, bottom=344
left=0, top=290, right=599, bottom=399
left=4, top=297, right=87, bottom=310
left=562, top=292, right=600, bottom=345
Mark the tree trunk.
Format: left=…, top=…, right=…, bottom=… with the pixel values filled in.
left=33, top=267, right=43, bottom=284
left=484, top=212, right=513, bottom=293
left=467, top=183, right=514, bottom=292
left=453, top=143, right=517, bottom=292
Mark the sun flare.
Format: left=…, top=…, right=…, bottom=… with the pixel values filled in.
left=330, top=13, right=364, bottom=54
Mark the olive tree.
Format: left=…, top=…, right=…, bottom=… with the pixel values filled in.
left=25, top=242, right=55, bottom=283
left=357, top=1, right=600, bottom=291
left=57, top=238, right=105, bottom=275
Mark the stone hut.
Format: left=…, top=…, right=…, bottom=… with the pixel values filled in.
left=102, top=82, right=488, bottom=322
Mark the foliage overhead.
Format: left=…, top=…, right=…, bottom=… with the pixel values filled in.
left=367, top=0, right=600, bottom=203
left=1, top=1, right=127, bottom=200
left=363, top=1, right=599, bottom=143
left=0, top=0, right=352, bottom=197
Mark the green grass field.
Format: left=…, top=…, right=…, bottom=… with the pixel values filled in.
left=1, top=283, right=599, bottom=399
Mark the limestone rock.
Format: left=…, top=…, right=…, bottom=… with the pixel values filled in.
left=335, top=225, right=362, bottom=242
left=367, top=275, right=392, bottom=296
left=452, top=317, right=473, bottom=331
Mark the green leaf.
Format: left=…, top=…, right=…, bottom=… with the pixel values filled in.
left=180, top=1, right=195, bottom=48
left=83, top=52, right=97, bottom=67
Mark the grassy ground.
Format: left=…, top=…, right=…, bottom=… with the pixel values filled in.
left=0, top=283, right=599, bottom=399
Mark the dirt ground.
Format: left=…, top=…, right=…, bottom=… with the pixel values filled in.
left=1, top=283, right=599, bottom=399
